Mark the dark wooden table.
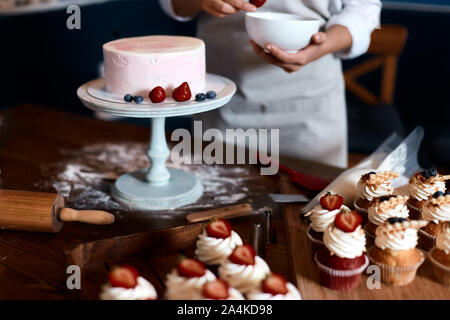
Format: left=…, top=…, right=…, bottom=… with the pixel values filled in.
left=0, top=105, right=342, bottom=299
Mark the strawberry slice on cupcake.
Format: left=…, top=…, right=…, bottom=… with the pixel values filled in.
left=247, top=273, right=302, bottom=300
left=202, top=278, right=244, bottom=300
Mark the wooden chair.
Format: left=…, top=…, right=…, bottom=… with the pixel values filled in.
left=344, top=25, right=408, bottom=106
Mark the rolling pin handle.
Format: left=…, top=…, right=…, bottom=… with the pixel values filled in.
left=59, top=208, right=115, bottom=225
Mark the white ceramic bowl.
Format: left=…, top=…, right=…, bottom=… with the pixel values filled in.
left=245, top=12, right=321, bottom=52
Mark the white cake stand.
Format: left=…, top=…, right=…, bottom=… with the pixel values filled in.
left=77, top=74, right=236, bottom=210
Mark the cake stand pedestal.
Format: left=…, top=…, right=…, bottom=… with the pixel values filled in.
left=77, top=74, right=236, bottom=210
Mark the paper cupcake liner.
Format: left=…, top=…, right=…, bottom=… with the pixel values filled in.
left=406, top=202, right=421, bottom=220
left=306, top=226, right=325, bottom=257
left=353, top=200, right=369, bottom=226
left=314, top=253, right=369, bottom=291
left=429, top=248, right=450, bottom=286
left=367, top=246, right=425, bottom=286
left=363, top=224, right=375, bottom=248
left=418, top=228, right=436, bottom=252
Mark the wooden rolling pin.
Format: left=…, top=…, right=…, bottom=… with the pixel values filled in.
left=0, top=189, right=115, bottom=233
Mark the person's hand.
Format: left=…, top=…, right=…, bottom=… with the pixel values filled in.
left=250, top=32, right=329, bottom=73
left=201, top=0, right=257, bottom=18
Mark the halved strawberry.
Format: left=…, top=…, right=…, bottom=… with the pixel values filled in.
left=250, top=0, right=266, bottom=8
left=334, top=210, right=362, bottom=232
left=149, top=86, right=166, bottom=103
left=177, top=258, right=206, bottom=278
left=320, top=192, right=343, bottom=211
left=108, top=265, right=139, bottom=289
left=206, top=218, right=232, bottom=239
left=229, top=244, right=256, bottom=266
left=203, top=279, right=230, bottom=300
left=172, top=82, right=192, bottom=102
left=262, top=273, right=288, bottom=296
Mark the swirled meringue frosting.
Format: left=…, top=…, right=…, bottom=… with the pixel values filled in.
left=375, top=220, right=427, bottom=251
left=309, top=205, right=350, bottom=233
left=165, top=269, right=216, bottom=300
left=436, top=222, right=450, bottom=254
left=100, top=277, right=157, bottom=300
left=409, top=172, right=446, bottom=201
left=368, top=196, right=409, bottom=226
left=246, top=283, right=301, bottom=300
left=357, top=171, right=399, bottom=201
left=195, top=230, right=243, bottom=265
left=422, top=194, right=450, bottom=224
left=218, top=256, right=270, bottom=293
left=323, top=224, right=366, bottom=259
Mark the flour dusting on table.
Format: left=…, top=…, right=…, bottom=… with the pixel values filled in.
left=39, top=142, right=265, bottom=214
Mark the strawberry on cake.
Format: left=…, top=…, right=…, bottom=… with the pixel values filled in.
left=315, top=210, right=368, bottom=290
left=100, top=265, right=157, bottom=300
left=218, top=244, right=270, bottom=293
left=103, top=36, right=205, bottom=98
left=246, top=273, right=301, bottom=300
left=165, top=257, right=216, bottom=300
left=199, top=279, right=244, bottom=300
left=306, top=193, right=349, bottom=255
left=195, top=218, right=243, bottom=266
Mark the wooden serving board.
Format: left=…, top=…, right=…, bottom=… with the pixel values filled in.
left=281, top=176, right=450, bottom=300
left=64, top=215, right=289, bottom=300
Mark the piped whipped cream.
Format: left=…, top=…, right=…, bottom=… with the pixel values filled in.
left=165, top=269, right=216, bottom=300
left=357, top=171, right=399, bottom=201
left=375, top=220, right=427, bottom=251
left=436, top=223, right=450, bottom=254
left=368, top=196, right=409, bottom=226
left=409, top=172, right=446, bottom=201
left=309, top=205, right=350, bottom=233
left=189, top=287, right=245, bottom=300
left=218, top=257, right=270, bottom=293
left=195, top=230, right=243, bottom=265
left=323, top=224, right=366, bottom=259
left=246, top=283, right=301, bottom=300
left=422, top=195, right=450, bottom=224
left=100, top=277, right=157, bottom=300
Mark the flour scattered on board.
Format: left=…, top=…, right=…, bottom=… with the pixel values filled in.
left=39, top=142, right=264, bottom=213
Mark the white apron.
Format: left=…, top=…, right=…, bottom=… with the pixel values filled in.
left=194, top=0, right=348, bottom=168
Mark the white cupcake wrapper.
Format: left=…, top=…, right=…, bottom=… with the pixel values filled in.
left=429, top=248, right=450, bottom=286
left=314, top=252, right=369, bottom=277
left=367, top=246, right=425, bottom=286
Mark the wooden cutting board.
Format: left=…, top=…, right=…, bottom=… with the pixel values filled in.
left=281, top=176, right=450, bottom=300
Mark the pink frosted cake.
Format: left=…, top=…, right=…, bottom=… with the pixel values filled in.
left=103, top=36, right=206, bottom=97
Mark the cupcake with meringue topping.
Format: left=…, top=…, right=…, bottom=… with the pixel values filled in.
left=429, top=222, right=450, bottom=285
left=368, top=218, right=427, bottom=286
left=354, top=171, right=399, bottom=224
left=365, top=195, right=409, bottom=245
left=419, top=191, right=450, bottom=251
left=246, top=273, right=301, bottom=300
left=218, top=244, right=270, bottom=294
left=306, top=193, right=349, bottom=256
left=407, top=169, right=448, bottom=219
left=100, top=265, right=157, bottom=300
left=315, top=210, right=368, bottom=290
left=165, top=257, right=216, bottom=300
left=195, top=218, right=243, bottom=266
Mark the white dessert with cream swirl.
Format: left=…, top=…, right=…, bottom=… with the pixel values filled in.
left=165, top=269, right=216, bottom=300
left=368, top=196, right=409, bottom=226
left=309, top=205, right=350, bottom=233
left=195, top=230, right=243, bottom=265
left=408, top=172, right=446, bottom=201
left=422, top=195, right=450, bottom=224
left=323, top=224, right=366, bottom=259
left=375, top=220, right=427, bottom=250
left=246, top=283, right=301, bottom=300
left=218, top=257, right=270, bottom=293
left=100, top=277, right=157, bottom=300
left=436, top=224, right=450, bottom=254
left=357, top=171, right=398, bottom=201
left=189, top=287, right=245, bottom=300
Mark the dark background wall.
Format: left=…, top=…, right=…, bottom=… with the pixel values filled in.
left=0, top=0, right=449, bottom=167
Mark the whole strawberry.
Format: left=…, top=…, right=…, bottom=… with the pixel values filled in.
left=172, top=82, right=192, bottom=102
left=250, top=0, right=266, bottom=8
left=149, top=86, right=166, bottom=103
